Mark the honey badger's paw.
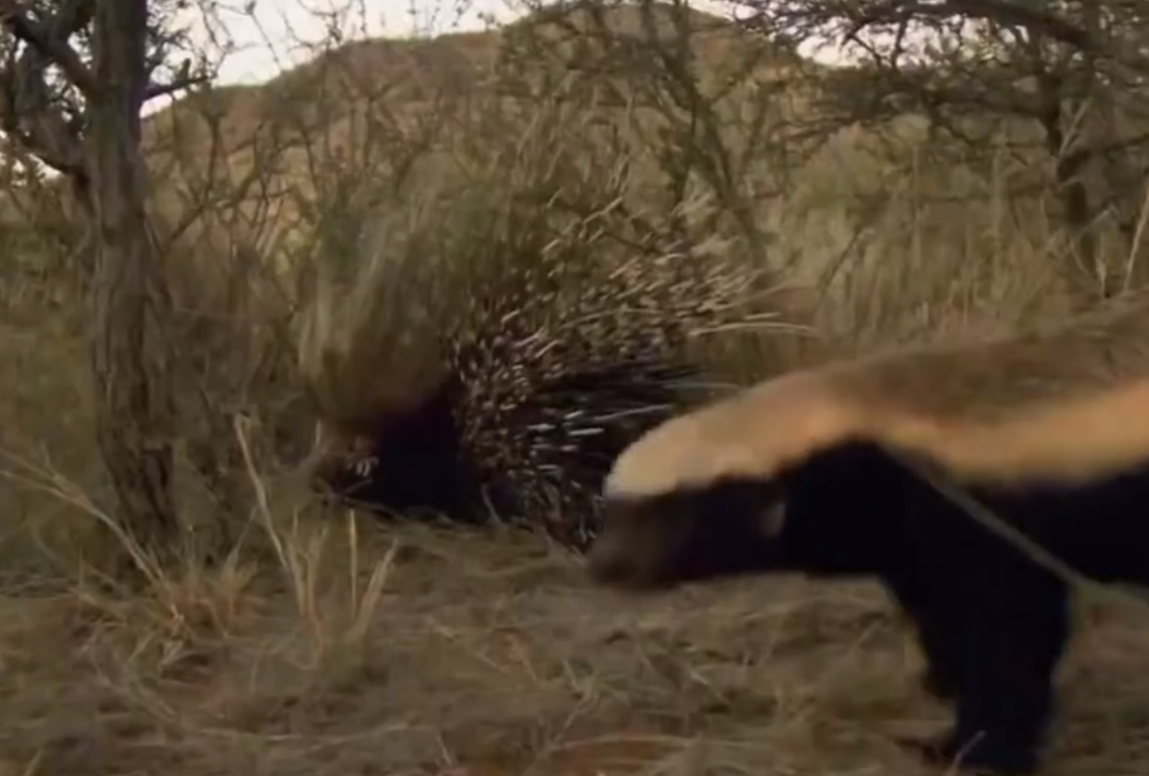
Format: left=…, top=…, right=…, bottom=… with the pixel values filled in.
left=892, top=729, right=1040, bottom=776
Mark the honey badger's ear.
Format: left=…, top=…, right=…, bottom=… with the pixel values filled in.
left=760, top=499, right=786, bottom=538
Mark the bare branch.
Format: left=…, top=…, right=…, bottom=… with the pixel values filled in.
left=144, top=70, right=211, bottom=100
left=0, top=0, right=95, bottom=94
left=847, top=0, right=1094, bottom=53
left=0, top=46, right=85, bottom=179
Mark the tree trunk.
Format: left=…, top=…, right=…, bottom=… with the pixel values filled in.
left=85, top=0, right=179, bottom=559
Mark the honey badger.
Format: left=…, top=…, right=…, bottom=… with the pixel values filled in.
left=586, top=292, right=1149, bottom=775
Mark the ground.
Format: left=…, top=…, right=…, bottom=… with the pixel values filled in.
left=2, top=522, right=1148, bottom=776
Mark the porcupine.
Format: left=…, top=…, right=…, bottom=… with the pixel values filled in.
left=297, top=192, right=789, bottom=553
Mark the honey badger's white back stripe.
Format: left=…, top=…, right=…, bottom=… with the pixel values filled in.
left=605, top=362, right=1149, bottom=498
left=605, top=369, right=865, bottom=497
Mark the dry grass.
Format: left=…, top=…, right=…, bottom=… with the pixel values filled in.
left=2, top=3, right=1149, bottom=775
left=2, top=515, right=1149, bottom=776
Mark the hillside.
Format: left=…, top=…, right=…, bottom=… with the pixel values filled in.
left=132, top=3, right=825, bottom=246
left=7, top=1, right=1058, bottom=330
left=145, top=2, right=808, bottom=147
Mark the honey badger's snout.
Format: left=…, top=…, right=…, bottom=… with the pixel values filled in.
left=585, top=501, right=682, bottom=591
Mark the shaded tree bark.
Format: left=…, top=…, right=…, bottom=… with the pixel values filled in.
left=85, top=0, right=179, bottom=553
left=0, top=0, right=206, bottom=563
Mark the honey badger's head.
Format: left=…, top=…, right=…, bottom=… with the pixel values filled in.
left=587, top=476, right=789, bottom=590
left=584, top=385, right=813, bottom=590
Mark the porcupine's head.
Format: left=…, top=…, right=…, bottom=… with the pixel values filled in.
left=297, top=216, right=480, bottom=524
left=298, top=185, right=795, bottom=552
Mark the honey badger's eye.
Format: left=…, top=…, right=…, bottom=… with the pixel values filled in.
left=760, top=499, right=786, bottom=538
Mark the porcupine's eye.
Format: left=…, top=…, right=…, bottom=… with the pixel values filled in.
left=352, top=456, right=379, bottom=478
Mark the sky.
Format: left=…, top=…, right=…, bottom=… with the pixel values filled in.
left=193, top=0, right=844, bottom=88
left=201, top=0, right=517, bottom=85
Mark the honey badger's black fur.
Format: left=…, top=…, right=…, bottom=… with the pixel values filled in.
left=586, top=293, right=1149, bottom=776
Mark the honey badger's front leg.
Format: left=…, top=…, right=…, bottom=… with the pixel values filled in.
left=892, top=563, right=1070, bottom=776
left=881, top=573, right=961, bottom=701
